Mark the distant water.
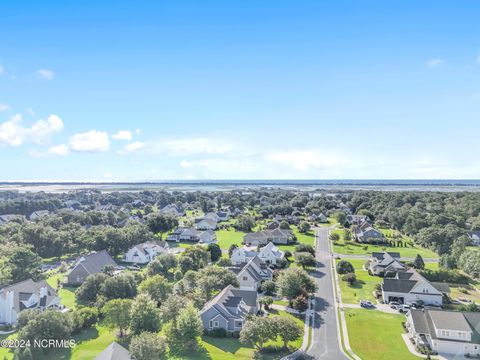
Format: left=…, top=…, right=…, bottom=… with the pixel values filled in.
left=0, top=180, right=480, bottom=193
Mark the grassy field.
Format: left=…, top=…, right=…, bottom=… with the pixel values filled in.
left=276, top=226, right=315, bottom=252
left=216, top=229, right=247, bottom=249
left=345, top=308, right=418, bottom=360
left=336, top=258, right=381, bottom=303
left=331, top=229, right=438, bottom=258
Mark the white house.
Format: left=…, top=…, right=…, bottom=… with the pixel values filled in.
left=166, top=227, right=216, bottom=244
left=407, top=309, right=480, bottom=357
left=381, top=269, right=449, bottom=306
left=123, top=241, right=169, bottom=264
left=237, top=256, right=273, bottom=291
left=258, top=242, right=285, bottom=265
left=195, top=217, right=218, bottom=230
left=231, top=247, right=258, bottom=266
left=0, top=279, right=62, bottom=325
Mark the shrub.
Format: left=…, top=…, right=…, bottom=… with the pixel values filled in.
left=292, top=295, right=309, bottom=312
left=207, top=328, right=227, bottom=337
left=336, top=260, right=355, bottom=275
left=341, top=273, right=356, bottom=285
left=295, top=244, right=315, bottom=256
left=329, top=233, right=340, bottom=241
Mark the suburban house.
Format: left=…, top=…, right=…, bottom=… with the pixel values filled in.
left=353, top=221, right=384, bottom=243
left=123, top=241, right=169, bottom=264
left=231, top=247, right=258, bottom=266
left=159, top=204, right=185, bottom=217
left=95, top=342, right=132, bottom=360
left=195, top=217, right=218, bottom=230
left=347, top=214, right=370, bottom=225
left=243, top=228, right=295, bottom=246
left=467, top=231, right=480, bottom=246
left=317, top=213, right=328, bottom=223
left=0, top=214, right=24, bottom=225
left=200, top=284, right=259, bottom=333
left=29, top=210, right=50, bottom=221
left=237, top=256, right=273, bottom=291
left=258, top=242, right=285, bottom=265
left=166, top=227, right=217, bottom=244
left=216, top=211, right=229, bottom=221
left=67, top=250, right=119, bottom=285
left=381, top=269, right=449, bottom=306
left=231, top=242, right=285, bottom=266
left=368, top=252, right=405, bottom=276
left=0, top=279, right=61, bottom=325
left=406, top=309, right=480, bottom=357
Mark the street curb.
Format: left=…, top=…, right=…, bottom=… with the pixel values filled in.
left=327, top=227, right=362, bottom=360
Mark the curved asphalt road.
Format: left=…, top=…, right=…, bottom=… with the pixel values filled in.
left=307, top=227, right=349, bottom=360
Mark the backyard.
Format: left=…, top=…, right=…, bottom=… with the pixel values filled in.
left=336, top=258, right=381, bottom=303
left=331, top=229, right=438, bottom=258
left=344, top=308, right=418, bottom=360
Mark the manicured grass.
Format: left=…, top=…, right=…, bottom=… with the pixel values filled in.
left=332, top=229, right=438, bottom=259
left=335, top=258, right=381, bottom=303
left=344, top=308, right=418, bottom=360
left=216, top=229, right=246, bottom=249
left=46, top=271, right=78, bottom=309
left=176, top=311, right=303, bottom=360
left=277, top=227, right=315, bottom=252
left=69, top=324, right=117, bottom=360
left=424, top=262, right=439, bottom=271
left=273, top=299, right=289, bottom=306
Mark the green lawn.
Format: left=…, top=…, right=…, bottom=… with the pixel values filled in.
left=46, top=271, right=78, bottom=309
left=345, top=308, right=418, bottom=360
left=175, top=311, right=303, bottom=360
left=332, top=229, right=438, bottom=258
left=335, top=258, right=381, bottom=303
left=276, top=227, right=315, bottom=252
left=216, top=229, right=246, bottom=249
left=424, top=262, right=439, bottom=271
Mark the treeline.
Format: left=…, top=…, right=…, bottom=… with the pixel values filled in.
left=347, top=191, right=480, bottom=278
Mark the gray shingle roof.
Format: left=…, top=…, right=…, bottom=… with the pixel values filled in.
left=95, top=342, right=131, bottom=360
left=74, top=250, right=117, bottom=275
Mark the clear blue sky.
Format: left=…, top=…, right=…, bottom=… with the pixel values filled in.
left=1, top=0, right=479, bottom=181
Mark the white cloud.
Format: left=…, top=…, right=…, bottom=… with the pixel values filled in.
left=426, top=58, right=444, bottom=68
left=30, top=114, right=64, bottom=145
left=69, top=130, right=110, bottom=152
left=0, top=103, right=9, bottom=112
left=47, top=144, right=69, bottom=156
left=180, top=160, right=194, bottom=168
left=104, top=172, right=113, bottom=179
left=0, top=113, right=64, bottom=146
left=264, top=149, right=345, bottom=171
left=36, top=69, right=54, bottom=80
left=119, top=141, right=146, bottom=154
left=112, top=130, right=132, bottom=141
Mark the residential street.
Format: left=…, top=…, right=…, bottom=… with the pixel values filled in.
left=307, top=227, right=349, bottom=360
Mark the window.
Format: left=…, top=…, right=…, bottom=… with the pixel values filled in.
left=213, top=321, right=219, bottom=328
left=243, top=276, right=248, bottom=281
